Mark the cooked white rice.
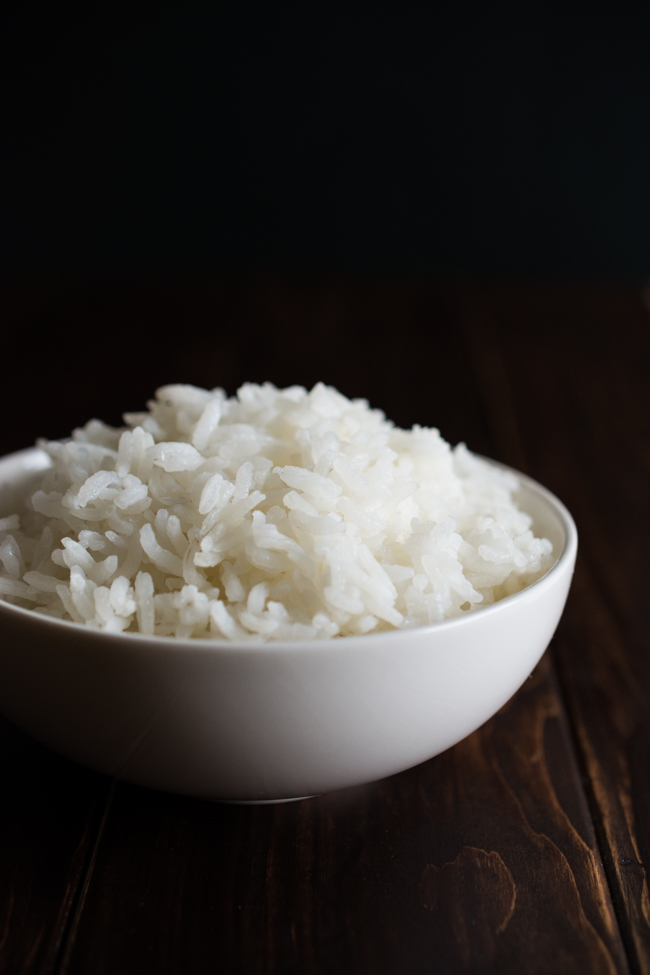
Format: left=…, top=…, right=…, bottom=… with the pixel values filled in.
left=0, top=383, right=553, bottom=640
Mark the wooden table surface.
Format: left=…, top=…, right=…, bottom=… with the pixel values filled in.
left=1, top=278, right=649, bottom=975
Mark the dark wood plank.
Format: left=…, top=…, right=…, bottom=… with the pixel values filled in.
left=0, top=716, right=111, bottom=975
left=456, top=284, right=650, bottom=974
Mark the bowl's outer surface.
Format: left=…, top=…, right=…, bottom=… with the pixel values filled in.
left=0, top=448, right=577, bottom=801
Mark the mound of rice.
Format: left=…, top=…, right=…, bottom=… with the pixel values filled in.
left=0, top=383, right=553, bottom=640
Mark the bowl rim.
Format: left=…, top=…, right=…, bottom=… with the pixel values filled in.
left=0, top=449, right=578, bottom=655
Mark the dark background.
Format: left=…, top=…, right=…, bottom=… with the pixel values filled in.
left=3, top=5, right=650, bottom=454
left=5, top=4, right=650, bottom=278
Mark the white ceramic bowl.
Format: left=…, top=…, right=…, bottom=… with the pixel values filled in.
left=0, top=447, right=577, bottom=802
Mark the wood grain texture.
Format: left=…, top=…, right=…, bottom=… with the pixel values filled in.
left=0, top=278, right=646, bottom=973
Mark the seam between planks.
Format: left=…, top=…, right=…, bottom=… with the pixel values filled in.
left=53, top=780, right=117, bottom=975
left=552, top=561, right=647, bottom=975
left=550, top=636, right=634, bottom=975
